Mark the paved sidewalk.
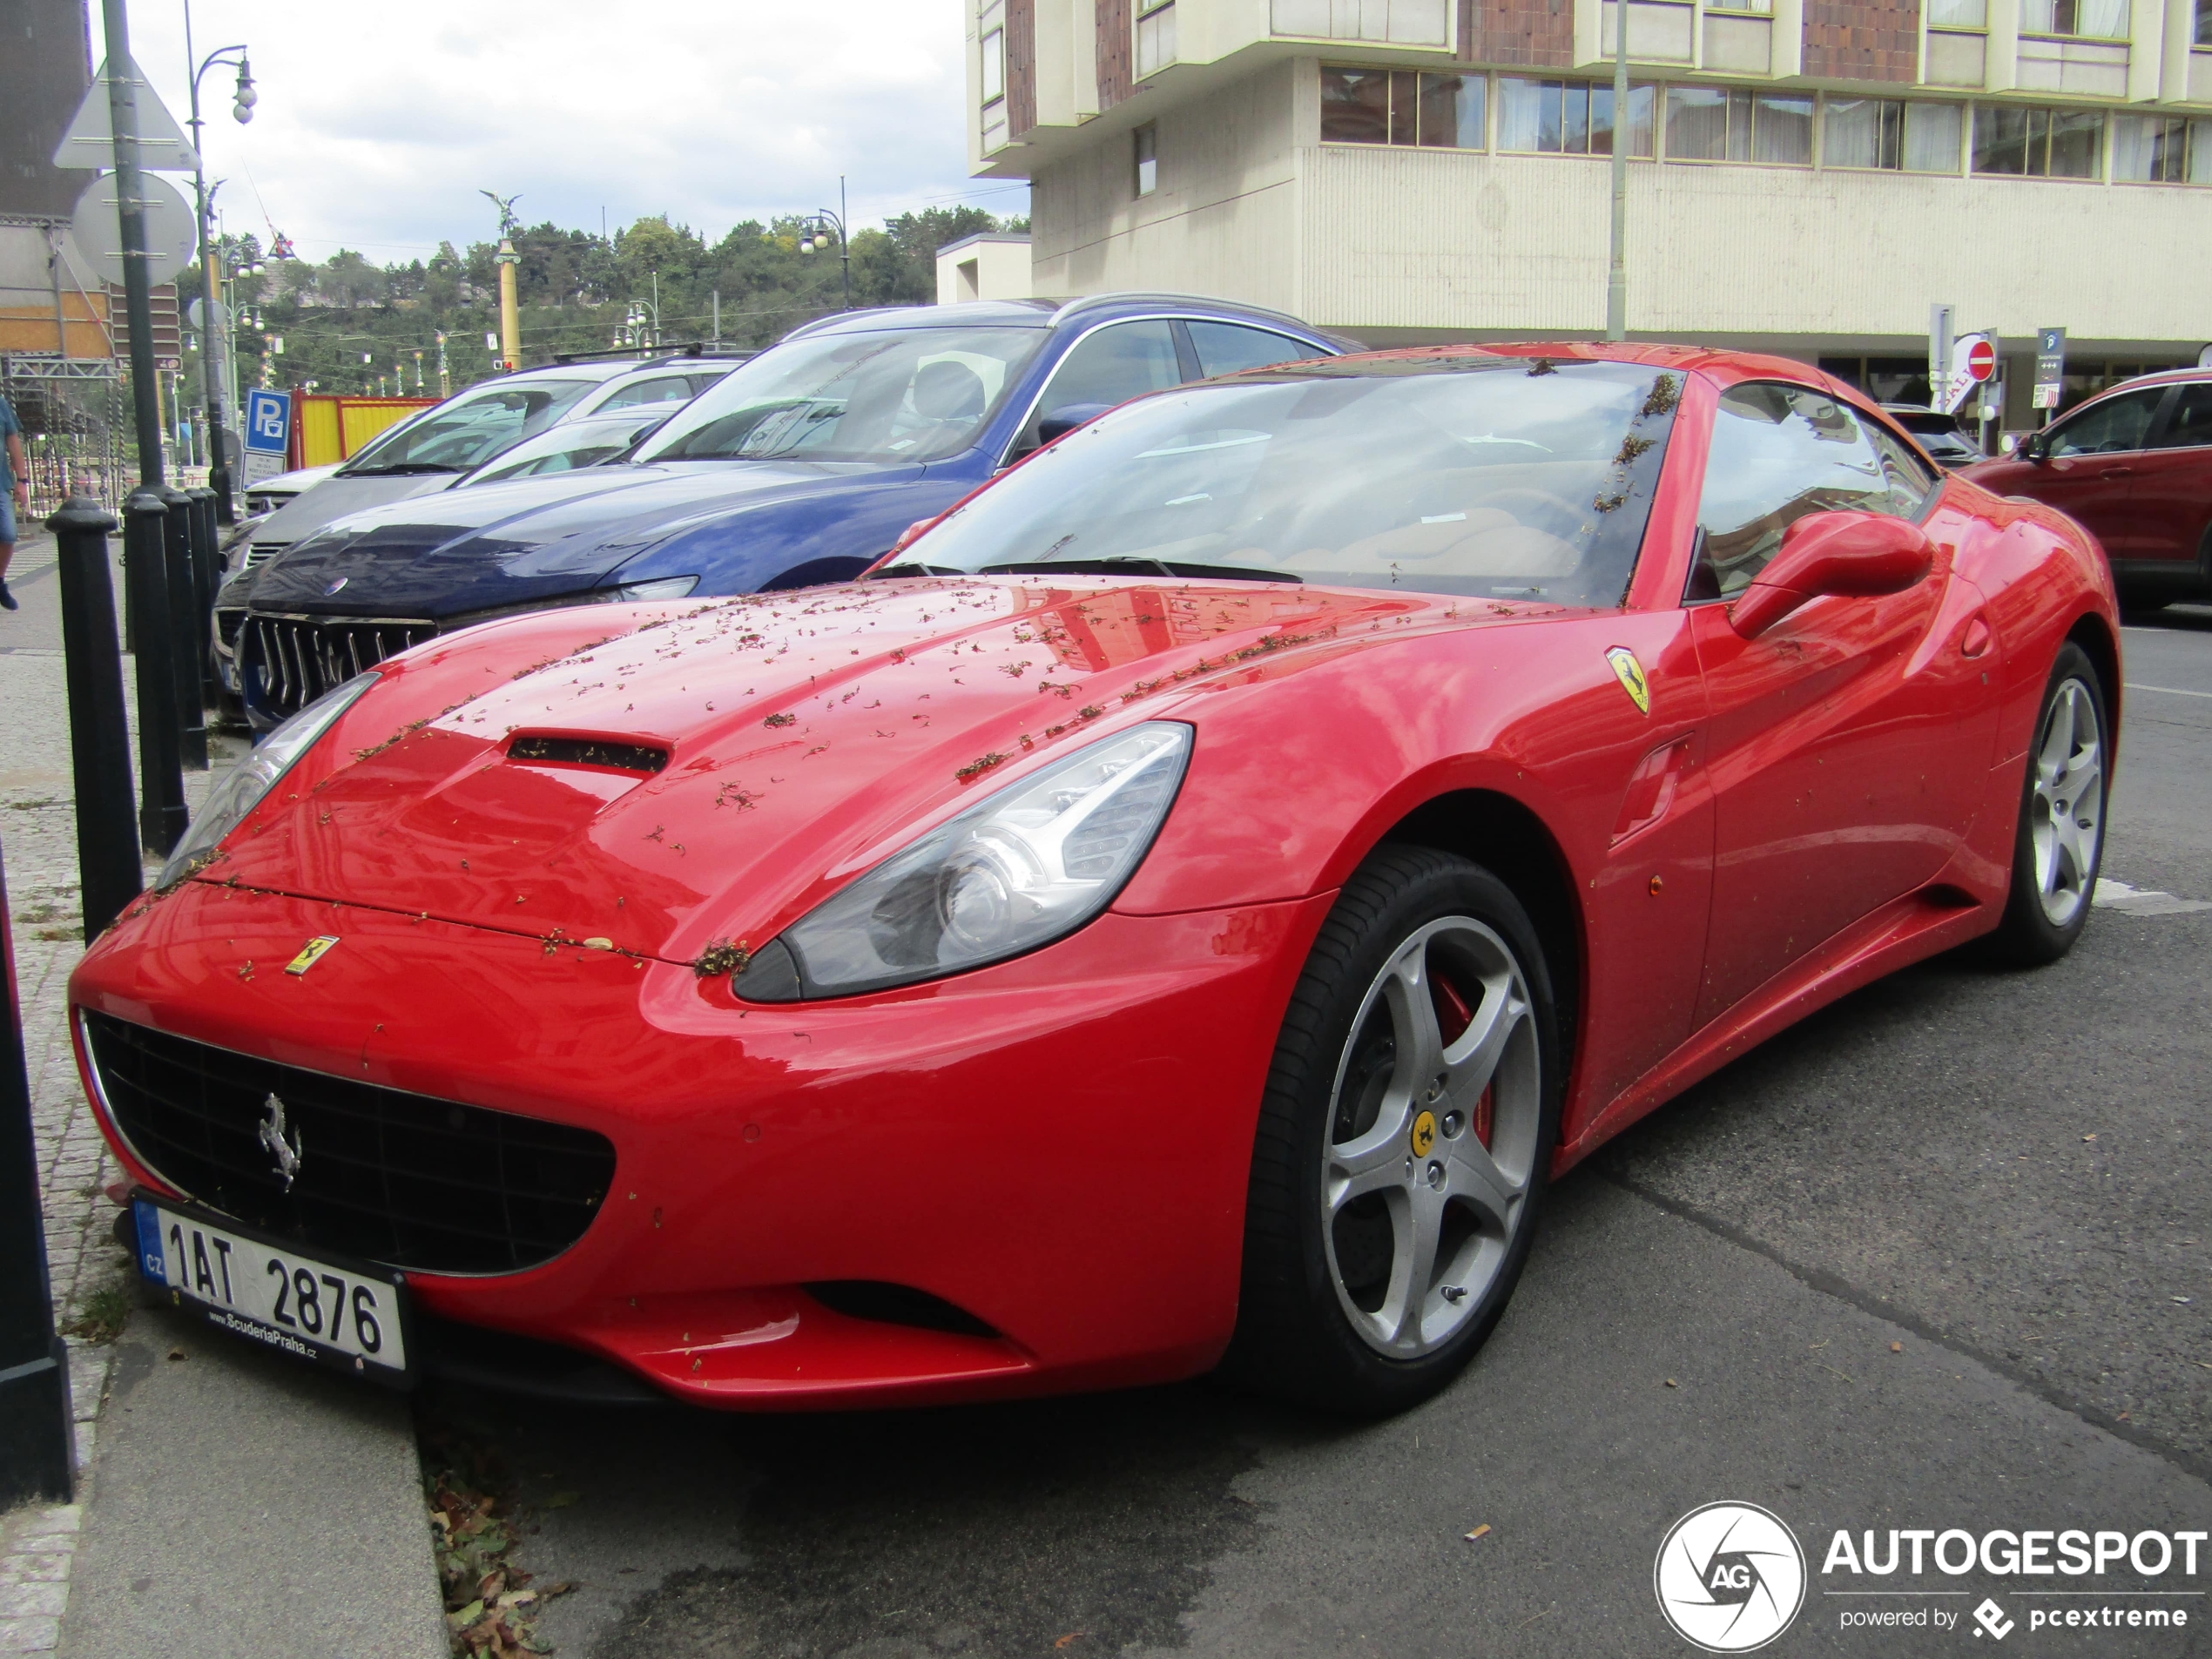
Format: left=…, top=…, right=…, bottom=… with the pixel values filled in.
left=0, top=527, right=444, bottom=1658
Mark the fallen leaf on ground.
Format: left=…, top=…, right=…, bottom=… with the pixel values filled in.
left=1664, top=1378, right=1678, bottom=1388
left=166, top=1347, right=186, bottom=1361
left=1055, top=1635, right=1086, bottom=1649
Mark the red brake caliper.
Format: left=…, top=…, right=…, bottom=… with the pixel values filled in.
left=1429, top=968, right=1494, bottom=1150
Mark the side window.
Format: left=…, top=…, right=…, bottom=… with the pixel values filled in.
left=597, top=375, right=698, bottom=412
left=1689, top=384, right=1917, bottom=602
left=2151, top=382, right=2212, bottom=449
left=2047, top=388, right=2166, bottom=458
left=1017, top=320, right=1182, bottom=452
left=1187, top=321, right=1318, bottom=378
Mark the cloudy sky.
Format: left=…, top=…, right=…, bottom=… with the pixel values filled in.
left=121, top=0, right=1026, bottom=262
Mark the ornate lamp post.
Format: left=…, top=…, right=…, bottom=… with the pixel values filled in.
left=797, top=177, right=853, bottom=312
left=182, top=3, right=257, bottom=521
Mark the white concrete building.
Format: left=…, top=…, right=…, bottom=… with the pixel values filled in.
left=935, top=231, right=1038, bottom=301
left=965, top=0, right=2212, bottom=412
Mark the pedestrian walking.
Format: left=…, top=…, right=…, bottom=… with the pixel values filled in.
left=0, top=392, right=26, bottom=610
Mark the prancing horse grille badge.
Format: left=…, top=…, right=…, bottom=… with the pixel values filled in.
left=286, top=936, right=340, bottom=975
left=258, top=1094, right=304, bottom=1190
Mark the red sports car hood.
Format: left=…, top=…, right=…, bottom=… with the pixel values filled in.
left=193, top=577, right=1511, bottom=965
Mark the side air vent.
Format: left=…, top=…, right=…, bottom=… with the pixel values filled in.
left=804, top=1280, right=1001, bottom=1339
left=507, top=734, right=670, bottom=774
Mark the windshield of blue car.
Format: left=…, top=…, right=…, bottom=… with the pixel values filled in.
left=341, top=379, right=596, bottom=474
left=880, top=357, right=1683, bottom=605
left=457, top=415, right=670, bottom=484
left=633, top=327, right=1044, bottom=465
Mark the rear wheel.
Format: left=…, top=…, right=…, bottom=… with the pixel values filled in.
left=1981, top=642, right=2107, bottom=966
left=1223, top=845, right=1561, bottom=1415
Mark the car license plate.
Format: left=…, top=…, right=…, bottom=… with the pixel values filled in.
left=132, top=1193, right=413, bottom=1385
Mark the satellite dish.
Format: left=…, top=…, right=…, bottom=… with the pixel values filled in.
left=71, top=172, right=198, bottom=287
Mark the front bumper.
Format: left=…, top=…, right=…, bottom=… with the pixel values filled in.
left=70, top=880, right=1328, bottom=1409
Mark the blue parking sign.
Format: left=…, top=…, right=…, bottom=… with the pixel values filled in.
left=245, top=388, right=289, bottom=454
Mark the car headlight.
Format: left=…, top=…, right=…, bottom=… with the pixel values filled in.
left=609, top=576, right=698, bottom=603
left=158, top=672, right=381, bottom=886
left=442, top=577, right=699, bottom=634
left=739, top=721, right=1192, bottom=1001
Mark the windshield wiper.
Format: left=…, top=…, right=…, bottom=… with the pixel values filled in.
left=341, top=461, right=469, bottom=476
left=979, top=556, right=1299, bottom=584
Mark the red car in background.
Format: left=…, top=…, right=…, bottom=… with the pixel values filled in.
left=1966, top=368, right=2212, bottom=608
left=72, top=344, right=2121, bottom=1417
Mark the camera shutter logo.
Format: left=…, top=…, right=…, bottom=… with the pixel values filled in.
left=1654, top=1501, right=1806, bottom=1652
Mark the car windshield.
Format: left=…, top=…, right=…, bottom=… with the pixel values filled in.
left=880, top=357, right=1683, bottom=605
left=635, top=327, right=1044, bottom=465
left=341, top=379, right=596, bottom=473
left=457, top=415, right=668, bottom=485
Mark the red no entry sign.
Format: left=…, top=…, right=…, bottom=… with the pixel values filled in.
left=1967, top=339, right=1997, bottom=382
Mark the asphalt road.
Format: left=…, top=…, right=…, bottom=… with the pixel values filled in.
left=429, top=607, right=2212, bottom=1659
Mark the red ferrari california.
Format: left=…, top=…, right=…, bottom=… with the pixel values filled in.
left=73, top=343, right=2119, bottom=1416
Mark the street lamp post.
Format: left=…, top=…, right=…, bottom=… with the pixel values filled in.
left=797, top=177, right=852, bottom=311
left=182, top=3, right=256, bottom=522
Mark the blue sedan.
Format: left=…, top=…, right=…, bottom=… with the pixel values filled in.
left=237, top=294, right=1348, bottom=726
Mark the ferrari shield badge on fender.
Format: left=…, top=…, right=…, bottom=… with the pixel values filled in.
left=285, top=936, right=341, bottom=976
left=1606, top=646, right=1651, bottom=714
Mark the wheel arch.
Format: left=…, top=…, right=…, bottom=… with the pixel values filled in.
left=1372, top=788, right=1586, bottom=1089
left=2065, top=609, right=2121, bottom=773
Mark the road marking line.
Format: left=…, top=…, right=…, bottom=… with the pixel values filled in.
left=2094, top=878, right=2212, bottom=917
left=2125, top=682, right=2212, bottom=699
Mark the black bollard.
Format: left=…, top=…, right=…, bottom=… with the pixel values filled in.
left=124, top=490, right=186, bottom=854
left=0, top=845, right=76, bottom=1509
left=48, top=501, right=144, bottom=941
left=158, top=487, right=208, bottom=772
left=186, top=489, right=221, bottom=710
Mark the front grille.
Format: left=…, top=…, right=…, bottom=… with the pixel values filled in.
left=242, top=611, right=436, bottom=718
left=84, top=1011, right=616, bottom=1275
left=241, top=540, right=289, bottom=569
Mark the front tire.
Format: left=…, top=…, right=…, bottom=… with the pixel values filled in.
left=1222, top=845, right=1561, bottom=1416
left=1981, top=642, right=2108, bottom=966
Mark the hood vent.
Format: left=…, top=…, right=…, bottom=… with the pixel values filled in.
left=507, top=733, right=671, bottom=775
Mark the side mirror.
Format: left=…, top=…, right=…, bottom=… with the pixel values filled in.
left=2020, top=432, right=2049, bottom=463
left=888, top=515, right=941, bottom=556
left=1729, top=511, right=1936, bottom=640
left=1035, top=402, right=1115, bottom=446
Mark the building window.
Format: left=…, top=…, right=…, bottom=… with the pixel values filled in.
left=2020, top=0, right=2129, bottom=34
left=1703, top=0, right=1774, bottom=12
left=1497, top=78, right=1656, bottom=156
left=1136, top=0, right=1177, bottom=77
left=981, top=27, right=1006, bottom=103
left=1134, top=122, right=1159, bottom=196
left=1319, top=67, right=1489, bottom=149
left=2112, top=114, right=2211, bottom=182
left=1824, top=98, right=1964, bottom=172
left=2199, top=0, right=2211, bottom=45
left=1926, top=0, right=1989, bottom=24
left=1664, top=87, right=1812, bottom=165
left=1971, top=105, right=2104, bottom=178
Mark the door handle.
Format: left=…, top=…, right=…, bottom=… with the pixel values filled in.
left=2099, top=467, right=2134, bottom=480
left=1960, top=614, right=1991, bottom=659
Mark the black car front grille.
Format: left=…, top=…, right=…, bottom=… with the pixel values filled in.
left=84, top=1011, right=616, bottom=1275
left=243, top=612, right=436, bottom=718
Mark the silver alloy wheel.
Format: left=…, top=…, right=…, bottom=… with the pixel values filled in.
left=2029, top=676, right=2104, bottom=927
left=1320, top=916, right=1541, bottom=1359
